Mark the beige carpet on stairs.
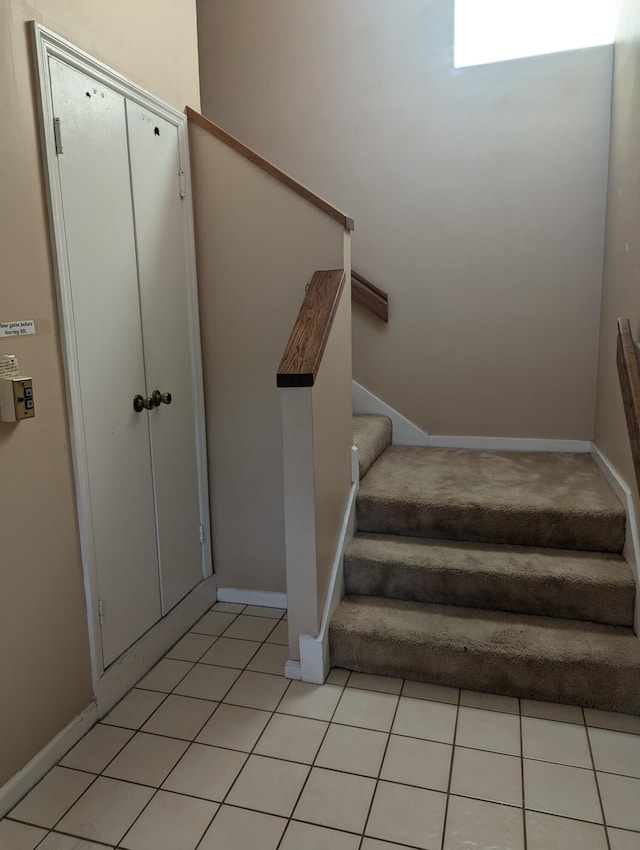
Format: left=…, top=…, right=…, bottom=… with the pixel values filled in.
left=357, top=446, right=626, bottom=552
left=352, top=414, right=392, bottom=479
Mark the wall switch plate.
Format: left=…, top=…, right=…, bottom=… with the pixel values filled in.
left=0, top=376, right=35, bottom=421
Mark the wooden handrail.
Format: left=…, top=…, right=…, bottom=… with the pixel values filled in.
left=617, top=318, right=640, bottom=491
left=186, top=107, right=354, bottom=232
left=352, top=270, right=389, bottom=323
left=277, top=270, right=346, bottom=388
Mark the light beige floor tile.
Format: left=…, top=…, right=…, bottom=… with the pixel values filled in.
left=316, top=724, right=388, bottom=777
left=451, top=747, right=522, bottom=805
left=333, top=687, right=398, bottom=731
left=196, top=703, right=270, bottom=751
left=142, top=694, right=217, bottom=740
left=56, top=777, right=154, bottom=845
left=223, top=615, right=278, bottom=642
left=597, top=772, right=640, bottom=831
left=244, top=605, right=286, bottom=618
left=347, top=671, right=403, bottom=694
left=276, top=681, right=343, bottom=720
left=362, top=841, right=415, bottom=849
left=584, top=709, right=640, bottom=735
left=293, top=766, right=375, bottom=833
left=366, top=780, right=446, bottom=850
left=254, top=713, right=327, bottom=763
left=198, top=805, right=286, bottom=850
left=525, top=810, right=608, bottom=850
left=226, top=755, right=309, bottom=817
left=402, top=680, right=459, bottom=705
left=608, top=827, right=640, bottom=850
left=392, top=696, right=457, bottom=743
left=456, top=706, right=520, bottom=755
left=444, top=795, right=524, bottom=850
left=280, top=820, right=360, bottom=850
left=120, top=790, right=217, bottom=850
left=460, top=690, right=519, bottom=715
left=103, top=732, right=188, bottom=786
left=60, top=724, right=133, bottom=773
left=224, top=670, right=290, bottom=710
left=589, top=727, right=640, bottom=778
left=173, top=663, right=240, bottom=701
left=102, top=689, right=166, bottom=730
left=165, top=632, right=216, bottom=662
left=162, top=743, right=246, bottom=801
left=522, top=716, right=592, bottom=767
left=524, top=759, right=602, bottom=822
left=9, top=767, right=95, bottom=828
left=247, top=642, right=289, bottom=675
left=521, top=698, right=584, bottom=725
left=381, top=734, right=452, bottom=791
left=326, top=668, right=350, bottom=685
left=191, top=611, right=238, bottom=636
left=210, top=602, right=245, bottom=613
left=35, top=833, right=110, bottom=849
left=137, top=659, right=193, bottom=693
left=200, top=637, right=261, bottom=669
left=0, top=819, right=47, bottom=849
left=265, top=620, right=289, bottom=645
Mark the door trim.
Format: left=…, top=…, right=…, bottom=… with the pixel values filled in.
left=31, top=23, right=213, bottom=687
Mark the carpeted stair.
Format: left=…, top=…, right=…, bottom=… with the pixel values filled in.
left=329, top=415, right=640, bottom=713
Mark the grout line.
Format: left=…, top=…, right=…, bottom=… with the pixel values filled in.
left=519, top=698, right=527, bottom=850
left=438, top=685, right=461, bottom=850
left=585, top=707, right=613, bottom=850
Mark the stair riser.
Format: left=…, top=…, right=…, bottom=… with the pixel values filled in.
left=330, top=630, right=640, bottom=714
left=344, top=559, right=635, bottom=627
left=356, top=500, right=626, bottom=553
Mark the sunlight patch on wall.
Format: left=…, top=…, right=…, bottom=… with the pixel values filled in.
left=454, top=0, right=616, bottom=68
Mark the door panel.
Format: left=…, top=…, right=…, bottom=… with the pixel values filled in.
left=126, top=100, right=204, bottom=611
left=49, top=60, right=162, bottom=665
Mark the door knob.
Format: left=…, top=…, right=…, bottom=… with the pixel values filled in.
left=133, top=394, right=154, bottom=412
left=152, top=390, right=172, bottom=407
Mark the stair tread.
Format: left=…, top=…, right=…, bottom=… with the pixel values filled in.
left=353, top=414, right=392, bottom=479
left=330, top=595, right=640, bottom=713
left=345, top=535, right=635, bottom=626
left=357, top=446, right=625, bottom=552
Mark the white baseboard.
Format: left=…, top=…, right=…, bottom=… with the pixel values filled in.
left=0, top=702, right=97, bottom=818
left=429, top=435, right=591, bottom=453
left=216, top=588, right=288, bottom=609
left=352, top=381, right=430, bottom=446
left=95, top=576, right=217, bottom=716
left=590, top=443, right=640, bottom=631
left=284, top=660, right=302, bottom=680
left=353, top=381, right=590, bottom=453
left=293, top=475, right=359, bottom=684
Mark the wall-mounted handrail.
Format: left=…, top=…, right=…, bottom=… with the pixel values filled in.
left=617, top=318, right=640, bottom=491
left=352, top=270, right=389, bottom=323
left=186, top=107, right=354, bottom=231
left=277, top=270, right=346, bottom=387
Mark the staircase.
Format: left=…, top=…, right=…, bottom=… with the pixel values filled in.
left=330, top=414, right=640, bottom=714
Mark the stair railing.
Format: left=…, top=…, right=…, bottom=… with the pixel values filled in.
left=617, top=318, right=640, bottom=491
left=277, top=268, right=353, bottom=677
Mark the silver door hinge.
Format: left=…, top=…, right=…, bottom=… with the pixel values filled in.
left=199, top=524, right=204, bottom=544
left=53, top=117, right=63, bottom=155
left=98, top=599, right=105, bottom=625
left=178, top=170, right=186, bottom=199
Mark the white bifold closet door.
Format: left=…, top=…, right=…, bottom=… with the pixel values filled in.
left=49, top=59, right=204, bottom=667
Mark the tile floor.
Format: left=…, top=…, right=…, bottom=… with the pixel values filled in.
left=3, top=601, right=640, bottom=850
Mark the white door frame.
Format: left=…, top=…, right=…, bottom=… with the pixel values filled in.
left=31, top=23, right=213, bottom=689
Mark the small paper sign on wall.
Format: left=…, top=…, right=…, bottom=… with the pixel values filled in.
left=0, top=320, right=36, bottom=337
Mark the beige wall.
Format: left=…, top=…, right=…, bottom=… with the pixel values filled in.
left=0, top=0, right=199, bottom=787
left=594, top=3, right=640, bottom=503
left=197, top=0, right=613, bottom=439
left=188, top=122, right=347, bottom=594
